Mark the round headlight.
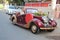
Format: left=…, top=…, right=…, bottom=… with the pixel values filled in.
left=42, top=16, right=48, bottom=22
left=50, top=17, right=54, bottom=20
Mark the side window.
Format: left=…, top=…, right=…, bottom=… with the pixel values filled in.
left=26, top=9, right=38, bottom=13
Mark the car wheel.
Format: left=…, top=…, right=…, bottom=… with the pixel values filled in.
left=30, top=24, right=39, bottom=34
left=47, top=29, right=54, bottom=32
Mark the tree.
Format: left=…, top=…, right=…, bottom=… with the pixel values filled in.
left=0, top=0, right=3, bottom=3
left=13, top=0, right=25, bottom=5
left=7, top=0, right=25, bottom=6
left=7, top=0, right=11, bottom=3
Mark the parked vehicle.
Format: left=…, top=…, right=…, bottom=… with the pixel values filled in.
left=7, top=8, right=57, bottom=34
left=6, top=5, right=21, bottom=14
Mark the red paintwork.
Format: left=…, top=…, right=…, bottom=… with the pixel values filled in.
left=25, top=2, right=49, bottom=7
left=32, top=19, right=44, bottom=28
left=25, top=14, right=33, bottom=23
left=49, top=20, right=57, bottom=27
left=17, top=15, right=26, bottom=24
left=34, top=16, right=43, bottom=22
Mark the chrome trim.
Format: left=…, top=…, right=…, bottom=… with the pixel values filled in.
left=40, top=27, right=56, bottom=30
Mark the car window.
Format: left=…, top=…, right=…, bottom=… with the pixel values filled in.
left=9, top=6, right=16, bottom=9
left=26, top=9, right=38, bottom=13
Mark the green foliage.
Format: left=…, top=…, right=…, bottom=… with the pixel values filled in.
left=42, top=13, right=48, bottom=16
left=13, top=0, right=20, bottom=3
left=7, top=0, right=10, bottom=2
left=34, top=12, right=48, bottom=16
left=7, top=0, right=24, bottom=5
left=34, top=12, right=41, bottom=16
left=0, top=0, right=3, bottom=3
left=0, top=4, right=4, bottom=9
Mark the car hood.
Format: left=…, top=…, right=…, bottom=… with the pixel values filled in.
left=33, top=16, right=43, bottom=21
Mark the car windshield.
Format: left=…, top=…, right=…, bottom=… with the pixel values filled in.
left=26, top=9, right=38, bottom=13
left=26, top=8, right=48, bottom=16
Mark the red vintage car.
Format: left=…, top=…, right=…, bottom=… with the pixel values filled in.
left=7, top=8, right=57, bottom=34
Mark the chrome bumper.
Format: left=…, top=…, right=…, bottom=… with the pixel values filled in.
left=40, top=27, right=56, bottom=30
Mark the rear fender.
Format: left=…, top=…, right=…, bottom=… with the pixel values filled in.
left=10, top=15, right=17, bottom=22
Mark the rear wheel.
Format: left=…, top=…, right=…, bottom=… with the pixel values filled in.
left=12, top=17, right=16, bottom=25
left=30, top=24, right=39, bottom=34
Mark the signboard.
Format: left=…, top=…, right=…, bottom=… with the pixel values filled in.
left=25, top=2, right=49, bottom=7
left=24, top=2, right=51, bottom=14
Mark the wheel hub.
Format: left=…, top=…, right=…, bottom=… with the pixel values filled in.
left=31, top=25, right=37, bottom=32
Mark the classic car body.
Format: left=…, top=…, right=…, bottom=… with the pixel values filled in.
left=8, top=8, right=57, bottom=34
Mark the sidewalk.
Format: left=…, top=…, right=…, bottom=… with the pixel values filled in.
left=46, top=14, right=60, bottom=40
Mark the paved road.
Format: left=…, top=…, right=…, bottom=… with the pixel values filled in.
left=0, top=10, right=60, bottom=40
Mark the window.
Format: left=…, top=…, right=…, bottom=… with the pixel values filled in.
left=26, top=9, right=38, bottom=13
left=9, top=6, right=16, bottom=9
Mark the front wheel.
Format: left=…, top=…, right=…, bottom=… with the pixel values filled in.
left=30, top=24, right=40, bottom=34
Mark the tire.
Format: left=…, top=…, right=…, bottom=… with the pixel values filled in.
left=47, top=29, right=54, bottom=32
left=30, top=24, right=39, bottom=34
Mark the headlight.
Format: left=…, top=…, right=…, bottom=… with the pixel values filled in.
left=50, top=17, right=54, bottom=20
left=42, top=16, right=48, bottom=22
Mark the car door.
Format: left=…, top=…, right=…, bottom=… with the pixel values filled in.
left=17, top=14, right=26, bottom=24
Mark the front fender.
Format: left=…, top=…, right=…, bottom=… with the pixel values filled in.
left=31, top=19, right=44, bottom=28
left=49, top=20, right=57, bottom=27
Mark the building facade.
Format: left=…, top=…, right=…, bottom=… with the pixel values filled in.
left=56, top=0, right=60, bottom=4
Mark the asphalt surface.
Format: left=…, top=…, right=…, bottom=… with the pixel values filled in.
left=0, top=10, right=60, bottom=40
